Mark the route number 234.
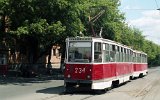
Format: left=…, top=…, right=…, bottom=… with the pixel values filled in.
left=75, top=67, right=85, bottom=74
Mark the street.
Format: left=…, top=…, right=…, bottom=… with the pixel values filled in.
left=0, top=67, right=160, bottom=100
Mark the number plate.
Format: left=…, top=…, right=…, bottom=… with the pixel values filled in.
left=75, top=67, right=86, bottom=74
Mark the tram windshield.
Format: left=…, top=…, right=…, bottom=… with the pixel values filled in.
left=68, top=42, right=92, bottom=63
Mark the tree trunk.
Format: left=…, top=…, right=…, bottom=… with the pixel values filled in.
left=47, top=48, right=52, bottom=68
left=0, top=15, right=6, bottom=33
left=60, top=42, right=66, bottom=72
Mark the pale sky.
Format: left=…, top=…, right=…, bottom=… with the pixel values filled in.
left=119, top=0, right=160, bottom=45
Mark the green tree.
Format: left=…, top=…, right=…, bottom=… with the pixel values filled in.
left=1, top=0, right=160, bottom=69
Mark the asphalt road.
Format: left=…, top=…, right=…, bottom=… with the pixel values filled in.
left=0, top=67, right=160, bottom=100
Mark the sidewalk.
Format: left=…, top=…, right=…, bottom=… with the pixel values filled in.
left=0, top=73, right=64, bottom=85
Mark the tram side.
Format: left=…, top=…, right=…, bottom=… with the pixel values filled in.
left=64, top=37, right=148, bottom=92
left=132, top=50, right=148, bottom=78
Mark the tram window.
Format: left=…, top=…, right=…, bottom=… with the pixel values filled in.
left=134, top=53, right=137, bottom=63
left=117, top=46, right=119, bottom=51
left=119, top=47, right=122, bottom=62
left=127, top=49, right=130, bottom=62
left=103, top=43, right=110, bottom=62
left=123, top=48, right=126, bottom=62
left=141, top=54, right=143, bottom=63
left=137, top=54, right=140, bottom=63
left=116, top=46, right=120, bottom=62
left=131, top=51, right=132, bottom=62
left=136, top=54, right=138, bottom=63
left=127, top=49, right=129, bottom=62
left=94, top=42, right=101, bottom=52
left=142, top=54, right=144, bottom=63
left=68, top=42, right=92, bottom=63
left=139, top=54, right=140, bottom=63
left=130, top=50, right=132, bottom=62
left=132, top=53, right=134, bottom=62
left=144, top=55, right=146, bottom=63
left=112, top=45, right=116, bottom=51
left=128, top=50, right=130, bottom=62
left=106, top=44, right=109, bottom=50
left=140, top=54, right=142, bottom=63
left=144, top=55, right=145, bottom=63
left=110, top=45, right=116, bottom=62
left=146, top=55, right=147, bottom=63
left=110, top=45, right=112, bottom=53
left=135, top=53, right=137, bottom=62
left=94, top=42, right=102, bottom=62
left=125, top=49, right=128, bottom=62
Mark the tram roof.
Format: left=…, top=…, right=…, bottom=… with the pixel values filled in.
left=66, top=37, right=147, bottom=55
left=66, top=36, right=130, bottom=48
left=66, top=36, right=117, bottom=43
left=133, top=50, right=147, bottom=55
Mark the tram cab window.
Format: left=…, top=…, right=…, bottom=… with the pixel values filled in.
left=94, top=42, right=102, bottom=62
left=68, top=42, right=92, bottom=63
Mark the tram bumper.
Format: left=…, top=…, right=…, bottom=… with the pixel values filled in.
left=64, top=79, right=112, bottom=90
left=64, top=79, right=92, bottom=90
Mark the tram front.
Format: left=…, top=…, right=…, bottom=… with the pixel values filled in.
left=64, top=37, right=93, bottom=91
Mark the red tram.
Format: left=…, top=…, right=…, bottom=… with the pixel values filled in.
left=64, top=37, right=148, bottom=91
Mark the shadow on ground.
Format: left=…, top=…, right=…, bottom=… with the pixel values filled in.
left=36, top=86, right=64, bottom=94
left=36, top=86, right=103, bottom=95
left=0, top=67, right=64, bottom=85
left=0, top=74, right=64, bottom=86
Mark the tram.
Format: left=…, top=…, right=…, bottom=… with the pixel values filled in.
left=64, top=37, right=148, bottom=91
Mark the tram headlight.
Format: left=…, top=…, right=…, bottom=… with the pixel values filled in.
left=67, top=74, right=71, bottom=78
left=87, top=75, right=91, bottom=79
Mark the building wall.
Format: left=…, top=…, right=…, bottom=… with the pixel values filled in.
left=47, top=45, right=61, bottom=64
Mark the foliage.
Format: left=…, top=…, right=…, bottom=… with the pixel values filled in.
left=0, top=0, right=160, bottom=66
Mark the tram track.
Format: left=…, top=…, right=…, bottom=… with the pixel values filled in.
left=135, top=69, right=160, bottom=98
left=40, top=94, right=60, bottom=100
left=139, top=73, right=160, bottom=100
left=24, top=67, right=160, bottom=100
left=38, top=67, right=160, bottom=100
left=106, top=67, right=160, bottom=100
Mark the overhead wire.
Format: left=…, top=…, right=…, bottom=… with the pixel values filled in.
left=154, top=0, right=159, bottom=8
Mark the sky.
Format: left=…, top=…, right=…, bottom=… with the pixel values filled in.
left=119, top=0, right=160, bottom=45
